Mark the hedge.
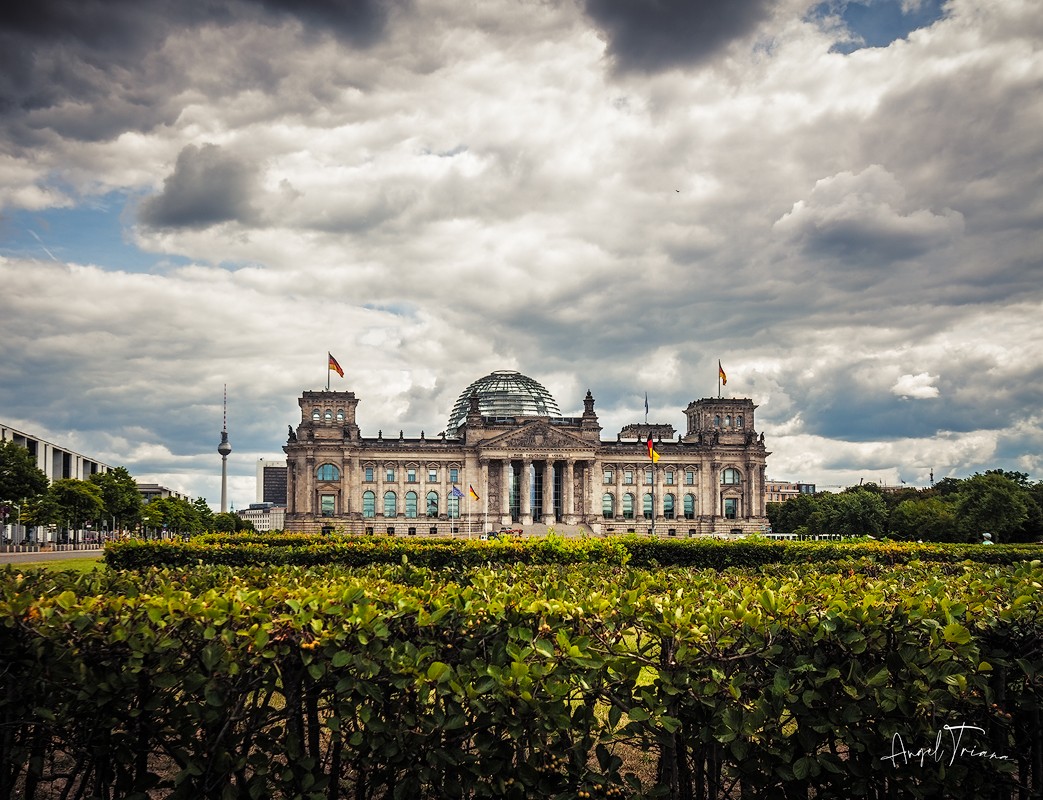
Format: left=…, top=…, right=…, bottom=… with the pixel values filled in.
left=103, top=533, right=1041, bottom=572
left=2, top=560, right=1041, bottom=799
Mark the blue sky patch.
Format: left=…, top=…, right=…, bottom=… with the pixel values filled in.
left=0, top=193, right=190, bottom=273
left=812, top=0, right=947, bottom=53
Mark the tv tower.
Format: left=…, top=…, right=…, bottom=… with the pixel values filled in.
left=218, top=385, right=232, bottom=513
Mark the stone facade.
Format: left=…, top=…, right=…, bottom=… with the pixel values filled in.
left=283, top=384, right=770, bottom=537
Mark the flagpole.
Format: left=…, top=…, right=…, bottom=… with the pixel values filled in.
left=326, top=354, right=331, bottom=391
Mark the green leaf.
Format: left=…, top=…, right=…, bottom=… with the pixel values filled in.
left=427, top=661, right=451, bottom=682
left=627, top=707, right=649, bottom=722
left=943, top=623, right=971, bottom=645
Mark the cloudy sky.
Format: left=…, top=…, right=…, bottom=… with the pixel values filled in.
left=1, top=0, right=1041, bottom=509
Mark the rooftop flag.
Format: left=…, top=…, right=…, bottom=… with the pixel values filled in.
left=646, top=433, right=660, bottom=464
left=718, top=360, right=727, bottom=386
left=328, top=352, right=344, bottom=378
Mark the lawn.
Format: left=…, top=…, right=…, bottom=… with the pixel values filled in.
left=6, top=555, right=104, bottom=572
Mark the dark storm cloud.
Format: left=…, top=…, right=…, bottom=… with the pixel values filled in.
left=255, top=0, right=397, bottom=47
left=0, top=0, right=395, bottom=145
left=583, top=0, right=774, bottom=72
left=139, top=144, right=260, bottom=229
left=773, top=166, right=963, bottom=265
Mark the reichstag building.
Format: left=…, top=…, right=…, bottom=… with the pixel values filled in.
left=283, top=370, right=769, bottom=537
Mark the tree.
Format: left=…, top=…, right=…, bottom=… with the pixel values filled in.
left=767, top=493, right=818, bottom=533
left=45, top=479, right=105, bottom=543
left=144, top=496, right=205, bottom=536
left=0, top=439, right=49, bottom=506
left=89, top=467, right=143, bottom=533
left=888, top=497, right=958, bottom=541
left=1015, top=481, right=1043, bottom=542
left=213, top=512, right=238, bottom=532
left=193, top=497, right=215, bottom=531
left=811, top=489, right=888, bottom=538
left=956, top=472, right=1029, bottom=543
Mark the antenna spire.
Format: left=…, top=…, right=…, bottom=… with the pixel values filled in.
left=218, top=384, right=232, bottom=512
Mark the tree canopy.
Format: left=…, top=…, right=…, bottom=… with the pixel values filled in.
left=0, top=440, right=48, bottom=504
left=767, top=471, right=1043, bottom=543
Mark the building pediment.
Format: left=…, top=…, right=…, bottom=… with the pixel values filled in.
left=479, top=421, right=593, bottom=455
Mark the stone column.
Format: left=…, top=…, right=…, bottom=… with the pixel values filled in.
left=302, top=456, right=315, bottom=518
left=564, top=459, right=576, bottom=525
left=521, top=458, right=532, bottom=525
left=376, top=462, right=385, bottom=521
left=588, top=457, right=601, bottom=530
left=480, top=458, right=489, bottom=533
left=501, top=459, right=512, bottom=526
left=542, top=460, right=555, bottom=525
left=654, top=463, right=664, bottom=531
left=615, top=462, right=625, bottom=523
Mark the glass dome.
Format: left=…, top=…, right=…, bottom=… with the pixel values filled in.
left=447, top=370, right=561, bottom=436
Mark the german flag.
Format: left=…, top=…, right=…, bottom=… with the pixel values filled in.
left=328, top=352, right=344, bottom=378
left=646, top=433, right=660, bottom=464
left=718, top=360, right=727, bottom=386
left=469, top=485, right=480, bottom=501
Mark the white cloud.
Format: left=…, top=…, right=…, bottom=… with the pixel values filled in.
left=891, top=372, right=940, bottom=399
left=1, top=0, right=1041, bottom=507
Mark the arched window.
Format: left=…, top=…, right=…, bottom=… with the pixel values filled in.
left=714, top=415, right=721, bottom=427
left=622, top=493, right=634, bottom=520
left=312, top=408, right=321, bottom=420
left=405, top=491, right=418, bottom=518
left=736, top=415, right=744, bottom=428
left=684, top=494, right=696, bottom=519
left=316, top=463, right=340, bottom=481
left=721, top=468, right=741, bottom=485
left=336, top=409, right=345, bottom=421
left=664, top=493, right=675, bottom=520
left=324, top=409, right=333, bottom=421
left=426, top=491, right=439, bottom=518
left=602, top=493, right=614, bottom=519
left=725, top=414, right=732, bottom=426
left=383, top=491, right=397, bottom=517
left=363, top=491, right=375, bottom=518
left=643, top=493, right=653, bottom=518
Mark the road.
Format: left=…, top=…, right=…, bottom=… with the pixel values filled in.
left=0, top=548, right=104, bottom=565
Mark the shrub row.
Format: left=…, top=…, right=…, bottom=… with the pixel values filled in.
left=2, top=560, right=1042, bottom=799
left=104, top=533, right=1041, bottom=572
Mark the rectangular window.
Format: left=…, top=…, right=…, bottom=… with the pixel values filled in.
left=724, top=498, right=738, bottom=519
left=685, top=470, right=695, bottom=485
left=407, top=468, right=417, bottom=483
left=603, top=469, right=613, bottom=484
left=450, top=468, right=459, bottom=483
left=665, top=470, right=674, bottom=485
left=386, top=468, right=395, bottom=482
left=428, top=468, right=437, bottom=482
left=624, top=470, right=633, bottom=485
left=644, top=469, right=653, bottom=485
left=365, top=467, right=374, bottom=482
left=320, top=494, right=335, bottom=517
